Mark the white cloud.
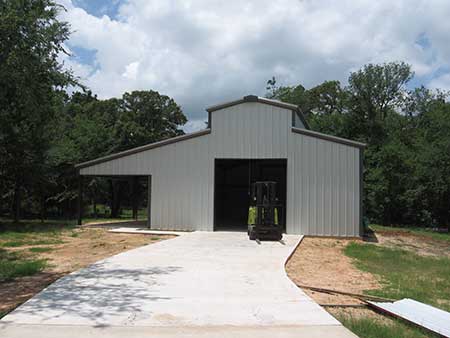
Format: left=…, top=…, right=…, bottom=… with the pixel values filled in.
left=58, top=0, right=450, bottom=131
left=122, top=61, right=139, bottom=80
left=429, top=73, right=450, bottom=91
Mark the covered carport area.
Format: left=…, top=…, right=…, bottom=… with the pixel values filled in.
left=76, top=174, right=152, bottom=227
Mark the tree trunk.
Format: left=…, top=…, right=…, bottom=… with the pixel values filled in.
left=111, top=180, right=121, bottom=218
left=12, top=182, right=21, bottom=222
left=109, top=179, right=115, bottom=217
left=131, top=177, right=138, bottom=220
left=93, top=198, right=97, bottom=218
left=40, top=192, right=45, bottom=223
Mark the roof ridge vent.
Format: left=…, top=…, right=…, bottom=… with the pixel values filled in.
left=243, top=95, right=259, bottom=102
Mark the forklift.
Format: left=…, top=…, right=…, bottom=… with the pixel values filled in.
left=247, top=181, right=283, bottom=241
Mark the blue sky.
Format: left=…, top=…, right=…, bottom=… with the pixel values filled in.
left=72, top=0, right=124, bottom=19
left=59, top=0, right=450, bottom=132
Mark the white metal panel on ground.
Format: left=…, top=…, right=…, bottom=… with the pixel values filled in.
left=79, top=99, right=362, bottom=236
left=368, top=299, right=450, bottom=337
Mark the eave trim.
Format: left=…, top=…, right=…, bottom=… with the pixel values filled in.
left=291, top=127, right=366, bottom=149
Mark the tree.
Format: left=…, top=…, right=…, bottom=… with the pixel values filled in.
left=266, top=77, right=312, bottom=116
left=264, top=62, right=450, bottom=229
left=114, top=90, right=187, bottom=152
left=46, top=89, right=187, bottom=218
left=346, top=62, right=413, bottom=143
left=0, top=0, right=75, bottom=221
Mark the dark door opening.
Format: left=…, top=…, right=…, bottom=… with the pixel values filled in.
left=214, top=159, right=287, bottom=231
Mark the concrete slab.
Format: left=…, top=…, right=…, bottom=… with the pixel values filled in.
left=108, top=228, right=186, bottom=236
left=1, top=232, right=357, bottom=337
left=0, top=323, right=358, bottom=338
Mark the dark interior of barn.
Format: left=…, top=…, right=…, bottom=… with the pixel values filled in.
left=214, top=159, right=287, bottom=231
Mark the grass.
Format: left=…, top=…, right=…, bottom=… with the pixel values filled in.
left=370, top=224, right=450, bottom=242
left=0, top=221, right=71, bottom=249
left=1, top=238, right=64, bottom=247
left=342, top=238, right=450, bottom=337
left=337, top=314, right=438, bottom=338
left=344, top=242, right=450, bottom=311
left=0, top=249, right=46, bottom=282
left=29, top=247, right=54, bottom=253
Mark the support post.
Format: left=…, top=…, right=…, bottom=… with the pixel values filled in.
left=131, top=176, right=138, bottom=220
left=147, top=175, right=152, bottom=229
left=77, top=175, right=83, bottom=226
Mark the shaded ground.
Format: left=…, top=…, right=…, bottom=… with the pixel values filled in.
left=0, top=226, right=173, bottom=315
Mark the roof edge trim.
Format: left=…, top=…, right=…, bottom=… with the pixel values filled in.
left=75, top=129, right=211, bottom=170
left=207, top=95, right=299, bottom=112
left=291, top=127, right=366, bottom=149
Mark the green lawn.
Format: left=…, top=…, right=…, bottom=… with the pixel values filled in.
left=0, top=216, right=147, bottom=282
left=0, top=248, right=46, bottom=282
left=340, top=232, right=449, bottom=338
left=337, top=314, right=437, bottom=338
left=0, top=221, right=70, bottom=247
left=345, top=242, right=450, bottom=311
left=0, top=221, right=71, bottom=282
left=29, top=247, right=54, bottom=253
left=1, top=238, right=64, bottom=248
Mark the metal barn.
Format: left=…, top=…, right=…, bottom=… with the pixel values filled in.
left=76, top=95, right=365, bottom=237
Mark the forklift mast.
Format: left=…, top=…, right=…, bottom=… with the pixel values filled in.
left=248, top=181, right=283, bottom=241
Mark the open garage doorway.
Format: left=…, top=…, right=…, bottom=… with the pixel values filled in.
left=214, top=159, right=287, bottom=231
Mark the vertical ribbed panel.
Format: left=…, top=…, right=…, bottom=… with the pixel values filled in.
left=80, top=101, right=361, bottom=237
left=211, top=103, right=290, bottom=158
left=286, top=132, right=360, bottom=236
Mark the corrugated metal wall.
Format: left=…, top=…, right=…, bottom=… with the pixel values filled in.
left=80, top=102, right=361, bottom=236
left=287, top=133, right=360, bottom=236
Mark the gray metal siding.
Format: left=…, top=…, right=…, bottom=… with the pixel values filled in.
left=211, top=102, right=290, bottom=158
left=80, top=101, right=361, bottom=237
left=287, top=133, right=360, bottom=236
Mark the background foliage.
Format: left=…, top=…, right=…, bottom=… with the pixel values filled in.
left=266, top=63, right=450, bottom=228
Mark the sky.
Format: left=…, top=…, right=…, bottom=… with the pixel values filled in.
left=58, top=0, right=450, bottom=132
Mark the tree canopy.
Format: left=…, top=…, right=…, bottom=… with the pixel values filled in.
left=266, top=63, right=450, bottom=228
left=0, top=1, right=187, bottom=221
left=0, top=0, right=75, bottom=220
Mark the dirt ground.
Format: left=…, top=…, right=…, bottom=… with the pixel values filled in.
left=374, top=229, right=450, bottom=258
left=286, top=237, right=380, bottom=306
left=0, top=227, right=174, bottom=314
left=286, top=231, right=449, bottom=325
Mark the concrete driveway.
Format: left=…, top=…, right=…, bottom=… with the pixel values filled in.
left=1, top=231, right=357, bottom=337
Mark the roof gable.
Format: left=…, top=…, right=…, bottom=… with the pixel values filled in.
left=206, top=95, right=310, bottom=130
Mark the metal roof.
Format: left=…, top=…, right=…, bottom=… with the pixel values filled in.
left=75, top=129, right=211, bottom=169
left=75, top=96, right=364, bottom=170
